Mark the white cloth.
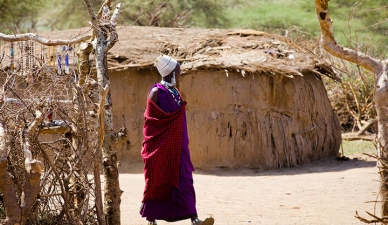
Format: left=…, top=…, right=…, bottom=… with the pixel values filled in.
left=154, top=55, right=177, bottom=77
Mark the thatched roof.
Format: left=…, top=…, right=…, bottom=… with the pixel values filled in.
left=41, top=26, right=338, bottom=80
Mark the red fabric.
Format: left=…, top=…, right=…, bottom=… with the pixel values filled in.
left=141, top=98, right=186, bottom=202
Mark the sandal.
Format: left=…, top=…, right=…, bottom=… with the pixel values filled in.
left=192, top=217, right=215, bottom=225
left=148, top=221, right=157, bottom=225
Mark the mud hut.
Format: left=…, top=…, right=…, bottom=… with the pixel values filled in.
left=40, top=26, right=341, bottom=171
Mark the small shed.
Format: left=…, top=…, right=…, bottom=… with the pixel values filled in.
left=44, top=26, right=342, bottom=171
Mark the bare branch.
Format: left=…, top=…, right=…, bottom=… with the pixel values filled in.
left=357, top=119, right=375, bottom=136
left=111, top=3, right=122, bottom=26
left=26, top=108, right=45, bottom=134
left=97, top=85, right=110, bottom=153
left=97, top=0, right=113, bottom=19
left=83, top=0, right=98, bottom=28
left=0, top=120, right=6, bottom=158
left=0, top=32, right=92, bottom=46
left=37, top=142, right=75, bottom=223
left=314, top=0, right=384, bottom=75
left=105, top=30, right=118, bottom=53
left=102, top=5, right=111, bottom=23
left=149, top=3, right=167, bottom=26
left=104, top=3, right=122, bottom=52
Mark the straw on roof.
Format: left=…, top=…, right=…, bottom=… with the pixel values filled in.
left=40, top=26, right=339, bottom=80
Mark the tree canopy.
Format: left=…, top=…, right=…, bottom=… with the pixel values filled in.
left=35, top=0, right=229, bottom=30
left=0, top=0, right=45, bottom=32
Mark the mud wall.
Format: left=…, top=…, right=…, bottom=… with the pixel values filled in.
left=109, top=68, right=341, bottom=172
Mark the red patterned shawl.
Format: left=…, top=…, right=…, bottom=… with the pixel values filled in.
left=141, top=98, right=185, bottom=202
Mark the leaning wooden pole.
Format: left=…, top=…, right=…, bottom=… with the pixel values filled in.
left=0, top=120, right=21, bottom=225
left=76, top=41, right=105, bottom=224
left=83, top=1, right=125, bottom=224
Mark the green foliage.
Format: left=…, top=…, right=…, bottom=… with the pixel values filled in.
left=120, top=0, right=229, bottom=28
left=0, top=0, right=46, bottom=32
left=226, top=0, right=388, bottom=57
left=226, top=1, right=318, bottom=35
left=328, top=1, right=388, bottom=57
left=341, top=140, right=375, bottom=156
left=35, top=0, right=229, bottom=30
left=38, top=0, right=104, bottom=30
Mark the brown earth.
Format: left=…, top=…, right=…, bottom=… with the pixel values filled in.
left=118, top=153, right=380, bottom=225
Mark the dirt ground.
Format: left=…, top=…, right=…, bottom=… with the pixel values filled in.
left=118, top=153, right=380, bottom=225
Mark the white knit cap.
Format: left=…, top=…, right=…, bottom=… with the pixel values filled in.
left=154, top=55, right=178, bottom=77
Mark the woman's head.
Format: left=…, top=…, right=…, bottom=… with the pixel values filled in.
left=154, top=55, right=180, bottom=84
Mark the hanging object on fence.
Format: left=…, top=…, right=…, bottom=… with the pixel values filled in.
left=40, top=44, right=44, bottom=64
left=25, top=41, right=31, bottom=74
left=64, top=46, right=70, bottom=74
left=0, top=41, right=3, bottom=66
left=10, top=42, right=14, bottom=70
left=0, top=41, right=5, bottom=67
left=49, top=45, right=55, bottom=67
left=47, top=45, right=50, bottom=66
left=24, top=41, right=31, bottom=84
left=30, top=41, right=35, bottom=68
left=20, top=41, right=24, bottom=74
left=57, top=46, right=62, bottom=74
left=23, top=41, right=34, bottom=74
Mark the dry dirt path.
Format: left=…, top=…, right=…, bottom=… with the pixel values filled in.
left=119, top=155, right=379, bottom=225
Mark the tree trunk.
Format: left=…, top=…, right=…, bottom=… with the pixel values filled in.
left=95, top=36, right=123, bottom=225
left=314, top=0, right=388, bottom=217
left=0, top=158, right=21, bottom=225
left=71, top=41, right=96, bottom=223
left=83, top=1, right=124, bottom=224
left=0, top=120, right=21, bottom=225
left=0, top=111, right=44, bottom=224
left=374, top=65, right=388, bottom=216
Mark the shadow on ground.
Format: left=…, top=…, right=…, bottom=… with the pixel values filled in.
left=120, top=154, right=377, bottom=176
left=194, top=155, right=377, bottom=177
